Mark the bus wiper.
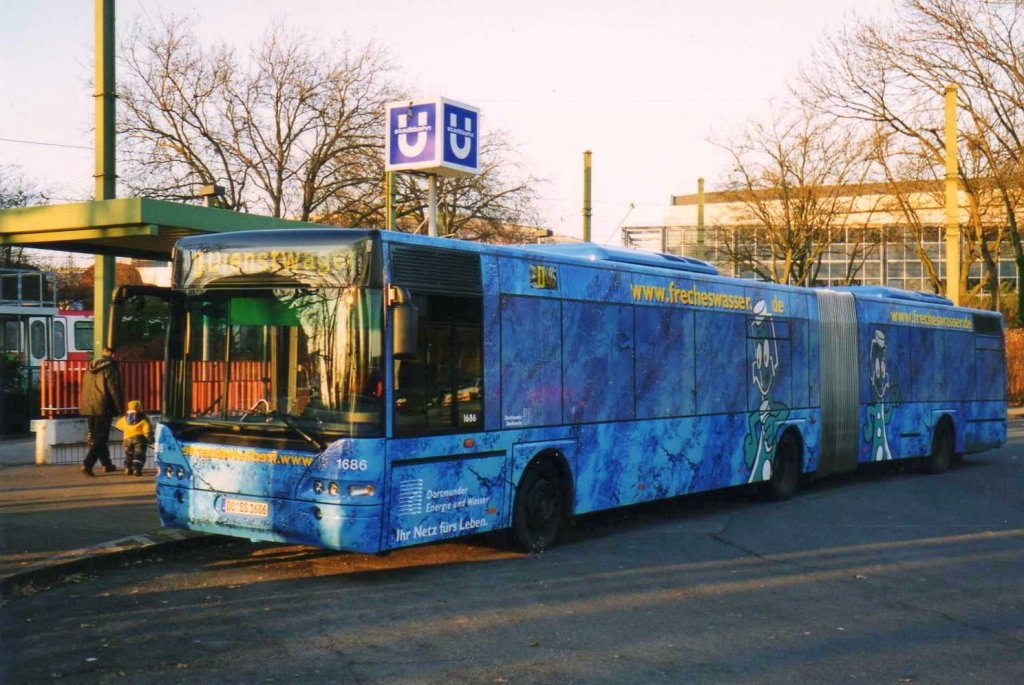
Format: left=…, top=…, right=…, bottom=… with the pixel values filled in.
left=267, top=411, right=326, bottom=452
left=171, top=420, right=226, bottom=438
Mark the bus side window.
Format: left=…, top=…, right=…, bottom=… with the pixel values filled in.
left=975, top=333, right=1005, bottom=401
left=635, top=306, right=696, bottom=419
left=695, top=311, right=746, bottom=415
left=455, top=327, right=482, bottom=429
left=394, top=293, right=483, bottom=436
left=426, top=326, right=456, bottom=431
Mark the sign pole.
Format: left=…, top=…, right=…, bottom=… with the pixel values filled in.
left=428, top=175, right=438, bottom=237
left=385, top=171, right=396, bottom=230
left=385, top=97, right=479, bottom=237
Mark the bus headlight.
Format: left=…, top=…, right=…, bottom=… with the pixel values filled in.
left=348, top=484, right=375, bottom=497
left=328, top=482, right=339, bottom=496
left=313, top=480, right=324, bottom=495
left=176, top=467, right=186, bottom=480
left=165, top=465, right=174, bottom=478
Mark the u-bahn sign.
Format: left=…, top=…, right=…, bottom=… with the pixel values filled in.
left=385, top=97, right=480, bottom=177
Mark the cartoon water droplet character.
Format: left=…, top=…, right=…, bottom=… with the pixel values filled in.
left=743, top=300, right=789, bottom=483
left=863, top=329, right=895, bottom=461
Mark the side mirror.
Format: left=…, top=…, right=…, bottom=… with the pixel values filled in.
left=389, top=286, right=419, bottom=360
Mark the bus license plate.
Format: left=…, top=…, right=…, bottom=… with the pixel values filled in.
left=224, top=499, right=269, bottom=518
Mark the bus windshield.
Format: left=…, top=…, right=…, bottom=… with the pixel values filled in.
left=170, top=284, right=383, bottom=440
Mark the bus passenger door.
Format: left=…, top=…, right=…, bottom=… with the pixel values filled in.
left=386, top=281, right=498, bottom=549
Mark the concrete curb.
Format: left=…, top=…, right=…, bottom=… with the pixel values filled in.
left=0, top=530, right=220, bottom=598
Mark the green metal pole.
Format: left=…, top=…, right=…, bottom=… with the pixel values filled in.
left=95, top=0, right=115, bottom=203
left=583, top=150, right=592, bottom=242
left=93, top=0, right=116, bottom=354
left=696, top=177, right=706, bottom=261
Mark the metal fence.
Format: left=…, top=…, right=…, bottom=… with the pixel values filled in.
left=39, top=359, right=269, bottom=417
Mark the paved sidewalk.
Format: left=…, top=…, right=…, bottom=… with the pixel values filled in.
left=0, top=455, right=209, bottom=595
left=0, top=463, right=162, bottom=573
left=0, top=435, right=34, bottom=466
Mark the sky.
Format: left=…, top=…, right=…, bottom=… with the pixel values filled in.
left=0, top=0, right=893, bottom=247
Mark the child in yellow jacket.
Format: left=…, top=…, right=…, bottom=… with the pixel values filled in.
left=115, top=400, right=153, bottom=477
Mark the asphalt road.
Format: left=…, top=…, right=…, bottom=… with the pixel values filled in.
left=4, top=425, right=1024, bottom=684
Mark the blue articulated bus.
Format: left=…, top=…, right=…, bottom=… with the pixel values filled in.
left=140, top=229, right=1007, bottom=553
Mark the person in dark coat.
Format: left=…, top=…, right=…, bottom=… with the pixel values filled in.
left=79, top=346, right=124, bottom=476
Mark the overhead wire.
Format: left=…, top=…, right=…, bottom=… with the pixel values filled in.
left=0, top=136, right=92, bottom=151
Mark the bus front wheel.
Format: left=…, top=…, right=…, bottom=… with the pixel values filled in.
left=512, top=461, right=566, bottom=553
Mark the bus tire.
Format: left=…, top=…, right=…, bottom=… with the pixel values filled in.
left=764, top=430, right=801, bottom=501
left=926, top=418, right=954, bottom=475
left=512, top=460, right=566, bottom=553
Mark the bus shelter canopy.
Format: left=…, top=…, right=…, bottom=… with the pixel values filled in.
left=0, top=197, right=324, bottom=261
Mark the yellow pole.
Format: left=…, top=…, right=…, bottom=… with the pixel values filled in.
left=944, top=84, right=961, bottom=306
left=583, top=150, right=592, bottom=242
left=696, top=177, right=706, bottom=261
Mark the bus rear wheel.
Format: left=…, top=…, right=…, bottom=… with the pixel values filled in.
left=763, top=430, right=801, bottom=501
left=512, top=461, right=566, bottom=553
left=926, top=419, right=954, bottom=475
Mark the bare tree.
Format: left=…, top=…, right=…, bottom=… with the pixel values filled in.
left=119, top=20, right=392, bottom=220
left=119, top=18, right=543, bottom=242
left=868, top=127, right=946, bottom=292
left=712, top=107, right=876, bottom=285
left=801, top=0, right=1024, bottom=313
left=903, top=0, right=1024, bottom=310
left=0, top=165, right=47, bottom=268
left=402, top=132, right=543, bottom=243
